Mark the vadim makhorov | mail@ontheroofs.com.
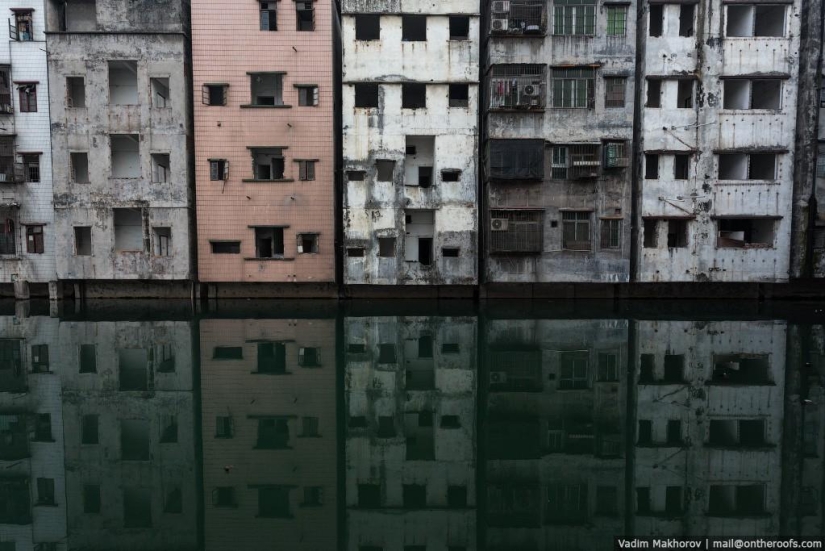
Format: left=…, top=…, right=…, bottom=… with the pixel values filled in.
left=615, top=538, right=825, bottom=549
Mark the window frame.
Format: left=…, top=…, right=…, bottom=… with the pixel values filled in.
left=553, top=0, right=597, bottom=36
left=25, top=224, right=44, bottom=254
left=605, top=5, right=627, bottom=36
left=18, top=84, right=37, bottom=113
left=551, top=67, right=595, bottom=109
left=562, top=211, right=592, bottom=251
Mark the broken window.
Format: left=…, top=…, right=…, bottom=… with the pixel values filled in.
left=377, top=416, right=395, bottom=437
left=491, top=0, right=546, bottom=34
left=212, top=487, right=236, bottom=507
left=67, top=77, right=86, bottom=108
left=254, top=227, right=285, bottom=258
left=79, top=343, right=96, bottom=372
left=150, top=77, right=169, bottom=108
left=84, top=484, right=101, bottom=513
left=649, top=4, right=663, bottom=36
left=356, top=14, right=380, bottom=40
left=489, top=139, right=545, bottom=180
left=153, top=227, right=171, bottom=256
left=562, top=212, right=591, bottom=251
left=726, top=5, right=785, bottom=37
left=490, top=65, right=545, bottom=109
left=18, top=84, right=36, bottom=112
left=12, top=10, right=33, bottom=41
left=297, top=85, right=319, bottom=106
left=378, top=237, right=395, bottom=257
left=553, top=0, right=596, bottom=35
left=209, top=159, right=228, bottom=181
left=441, top=169, right=461, bottom=182
left=646, top=79, right=662, bottom=107
left=151, top=153, right=170, bottom=183
left=552, top=144, right=599, bottom=179
left=257, top=417, right=289, bottom=448
left=604, top=77, right=625, bottom=108
left=449, top=84, right=469, bottom=107
left=75, top=226, right=92, bottom=256
left=601, top=219, right=622, bottom=249
left=22, top=154, right=39, bottom=183
left=71, top=152, right=90, bottom=183
left=82, top=414, right=99, bottom=444
left=215, top=416, right=234, bottom=437
left=297, top=233, right=318, bottom=253
left=405, top=210, right=434, bottom=265
left=123, top=487, right=152, bottom=528
left=450, top=16, right=470, bottom=39
left=717, top=218, right=775, bottom=248
left=250, top=73, right=284, bottom=106
left=677, top=80, right=694, bottom=108
left=638, top=420, right=653, bottom=443
left=297, top=160, right=315, bottom=181
left=490, top=209, right=544, bottom=254
left=260, top=1, right=277, bottom=30
left=160, top=415, right=177, bottom=443
left=552, top=67, right=594, bottom=108
left=718, top=153, right=777, bottom=180
left=674, top=154, right=690, bottom=179
left=202, top=84, right=228, bottom=106
left=723, top=79, right=782, bottom=110
left=119, top=349, right=148, bottom=391
left=113, top=209, right=144, bottom=252
left=402, top=83, right=427, bottom=109
left=405, top=136, right=434, bottom=187
left=110, top=135, right=140, bottom=178
left=667, top=219, right=688, bottom=248
left=354, top=83, right=379, bottom=108
left=250, top=148, right=285, bottom=180
left=376, top=160, right=395, bottom=181
left=296, top=1, right=314, bottom=31
left=709, top=419, right=766, bottom=447
left=708, top=485, right=766, bottom=515
left=109, top=61, right=138, bottom=105
left=402, top=15, right=427, bottom=41
left=606, top=5, right=627, bottom=36
left=121, top=419, right=150, bottom=460
left=645, top=153, right=659, bottom=179
left=211, top=241, right=240, bottom=254
left=639, top=353, right=655, bottom=381
left=347, top=170, right=366, bottom=181
left=26, top=225, right=44, bottom=254
left=679, top=4, right=694, bottom=36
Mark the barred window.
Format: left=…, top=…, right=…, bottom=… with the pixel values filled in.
left=490, top=0, right=547, bottom=34
left=23, top=154, right=39, bottom=182
left=552, top=144, right=600, bottom=179
left=553, top=0, right=596, bottom=35
left=604, top=78, right=625, bottom=108
left=490, top=65, right=546, bottom=110
left=562, top=211, right=591, bottom=250
left=552, top=68, right=595, bottom=108
left=601, top=219, right=622, bottom=249
left=606, top=5, right=627, bottom=36
left=490, top=210, right=544, bottom=254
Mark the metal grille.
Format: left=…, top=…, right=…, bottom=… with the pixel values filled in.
left=23, top=155, right=39, bottom=182
left=553, top=0, right=596, bottom=36
left=600, top=219, right=622, bottom=249
left=551, top=68, right=595, bottom=108
left=604, top=78, right=625, bottom=108
left=606, top=5, right=627, bottom=36
left=490, top=0, right=547, bottom=35
left=490, top=210, right=544, bottom=254
left=562, top=212, right=591, bottom=250
left=490, top=65, right=546, bottom=109
left=552, top=144, right=600, bottom=179
left=603, top=142, right=628, bottom=168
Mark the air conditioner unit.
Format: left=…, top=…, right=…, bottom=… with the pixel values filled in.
left=492, top=1, right=511, bottom=13
left=490, top=371, right=508, bottom=384
left=521, top=84, right=540, bottom=97
left=491, top=218, right=509, bottom=231
left=491, top=18, right=509, bottom=32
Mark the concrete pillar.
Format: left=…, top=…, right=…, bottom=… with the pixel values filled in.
left=14, top=299, right=29, bottom=319
left=48, top=281, right=62, bottom=302
left=13, top=280, right=29, bottom=300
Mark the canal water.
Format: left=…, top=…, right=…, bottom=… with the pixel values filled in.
left=1, top=299, right=823, bottom=550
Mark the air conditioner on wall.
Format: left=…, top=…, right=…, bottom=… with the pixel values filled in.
left=521, top=84, right=540, bottom=98
left=491, top=18, right=509, bottom=31
left=491, top=218, right=509, bottom=231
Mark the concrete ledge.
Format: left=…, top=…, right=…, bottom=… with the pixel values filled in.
left=201, top=282, right=338, bottom=300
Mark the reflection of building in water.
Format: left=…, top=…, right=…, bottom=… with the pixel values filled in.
left=58, top=320, right=198, bottom=550
left=0, top=311, right=65, bottom=550
left=632, top=320, right=786, bottom=536
left=199, top=319, right=337, bottom=551
left=345, top=316, right=477, bottom=551
left=483, top=319, right=629, bottom=551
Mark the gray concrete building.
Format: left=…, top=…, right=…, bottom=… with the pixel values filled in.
left=44, top=0, right=194, bottom=289
left=482, top=0, right=636, bottom=283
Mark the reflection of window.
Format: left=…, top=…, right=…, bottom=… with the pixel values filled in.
left=559, top=351, right=589, bottom=389
left=215, top=416, right=233, bottom=438
left=597, top=352, right=618, bottom=381
left=13, top=10, right=33, bottom=41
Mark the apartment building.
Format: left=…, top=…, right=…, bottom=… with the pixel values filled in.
left=483, top=318, right=628, bottom=549
left=45, top=0, right=194, bottom=286
left=200, top=318, right=338, bottom=551
left=0, top=0, right=56, bottom=299
left=192, top=1, right=337, bottom=289
left=636, top=0, right=801, bottom=281
left=345, top=316, right=477, bottom=550
left=341, top=1, right=479, bottom=286
left=811, top=43, right=825, bottom=277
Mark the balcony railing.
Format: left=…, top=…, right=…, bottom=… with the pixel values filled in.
left=491, top=1, right=547, bottom=35
left=0, top=160, right=23, bottom=183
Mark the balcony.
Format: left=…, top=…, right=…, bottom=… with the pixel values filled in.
left=490, top=0, right=547, bottom=36
left=0, top=161, right=24, bottom=184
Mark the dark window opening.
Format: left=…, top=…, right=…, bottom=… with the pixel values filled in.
left=376, top=160, right=395, bottom=181
left=442, top=247, right=460, bottom=257
left=347, top=170, right=366, bottom=181
left=347, top=247, right=365, bottom=257
left=646, top=79, right=662, bottom=107
left=160, top=415, right=178, bottom=443
left=677, top=80, right=694, bottom=109
left=639, top=353, right=655, bottom=381
left=441, top=415, right=461, bottom=428
left=418, top=237, right=433, bottom=265
left=299, top=348, right=320, bottom=367
left=211, top=241, right=240, bottom=254
left=418, top=166, right=432, bottom=188
left=717, top=218, right=776, bottom=248
left=402, top=15, right=427, bottom=41
left=667, top=219, right=688, bottom=248
left=378, top=343, right=397, bottom=364
left=34, top=413, right=52, bottom=441
left=251, top=74, right=283, bottom=106
left=649, top=4, right=663, bottom=36
left=354, top=84, right=379, bottom=108
left=203, top=84, right=227, bottom=106
left=26, top=225, right=44, bottom=254
left=67, top=76, right=86, bottom=108
left=257, top=418, right=290, bottom=449
left=679, top=5, right=694, bottom=36
left=708, top=485, right=766, bottom=515
left=164, top=487, right=182, bottom=514
left=215, top=416, right=234, bottom=438
left=442, top=343, right=460, bottom=354
left=257, top=342, right=287, bottom=374
left=403, top=484, right=427, bottom=508
left=358, top=484, right=381, bottom=508
left=82, top=414, right=99, bottom=444
left=296, top=1, right=314, bottom=31
left=667, top=420, right=682, bottom=445
left=402, top=83, right=427, bottom=109
left=449, top=16, right=470, bottom=39
left=213, top=487, right=236, bottom=507
left=378, top=237, right=395, bottom=257
left=712, top=354, right=770, bottom=384
left=596, top=486, right=618, bottom=516
left=448, top=485, right=468, bottom=507
left=356, top=14, right=381, bottom=40
left=213, top=346, right=243, bottom=360
left=254, top=227, right=285, bottom=258
left=84, top=484, right=101, bottom=514
left=666, top=486, right=683, bottom=515
left=449, top=84, right=469, bottom=108
left=663, top=354, right=684, bottom=382
left=121, top=419, right=150, bottom=460
left=37, top=478, right=55, bottom=505
left=71, top=152, right=90, bottom=183
left=674, top=154, right=690, bottom=180
left=298, top=233, right=318, bottom=254
left=645, top=154, right=659, bottom=179
left=638, top=420, right=652, bottom=444
left=377, top=416, right=396, bottom=438
left=79, top=343, right=96, bottom=372
left=441, top=169, right=461, bottom=181
left=260, top=2, right=277, bottom=30
left=488, top=139, right=545, bottom=180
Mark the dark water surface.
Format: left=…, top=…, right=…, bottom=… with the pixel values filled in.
left=1, top=299, right=824, bottom=551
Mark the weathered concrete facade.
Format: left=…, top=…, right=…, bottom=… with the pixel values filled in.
left=341, top=0, right=480, bottom=286
left=636, top=0, right=801, bottom=282
left=483, top=0, right=636, bottom=283
left=45, top=0, right=194, bottom=283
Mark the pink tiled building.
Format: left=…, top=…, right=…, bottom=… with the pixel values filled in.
left=192, top=1, right=337, bottom=285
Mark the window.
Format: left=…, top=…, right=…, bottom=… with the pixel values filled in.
left=113, top=209, right=144, bottom=252
left=402, top=83, right=427, bottom=109
left=255, top=227, right=285, bottom=258
left=213, top=487, right=236, bottom=507
left=598, top=352, right=619, bottom=381
left=119, top=349, right=148, bottom=391
left=646, top=79, right=661, bottom=107
left=71, top=152, right=90, bottom=183
left=718, top=153, right=777, bottom=180
left=562, top=212, right=591, bottom=251
left=708, top=485, right=766, bottom=515
left=376, top=160, right=395, bottom=181
left=726, top=5, right=785, bottom=37
left=441, top=415, right=461, bottom=428
left=250, top=148, right=285, bottom=180
left=354, top=83, right=379, bottom=108
left=377, top=237, right=395, bottom=257
left=723, top=79, right=782, bottom=110
left=449, top=84, right=469, bottom=108
left=13, top=10, right=33, bottom=41
left=257, top=417, right=290, bottom=448
left=450, top=16, right=470, bottom=39
left=378, top=343, right=397, bottom=364
left=356, top=14, right=380, bottom=40
left=442, top=342, right=460, bottom=353
left=674, top=154, right=690, bottom=179
left=489, top=139, right=545, bottom=180
left=260, top=1, right=277, bottom=30
left=402, top=15, right=427, bottom=41
left=153, top=227, right=171, bottom=256
left=552, top=68, right=594, bottom=108
left=667, top=420, right=682, bottom=444
left=84, top=484, right=101, bottom=513
left=645, top=154, right=659, bottom=179
left=490, top=65, right=545, bottom=109
left=299, top=346, right=320, bottom=367
left=491, top=0, right=547, bottom=34
left=709, top=419, right=767, bottom=447
left=443, top=247, right=459, bottom=257
left=663, top=354, right=684, bottom=382
left=37, top=478, right=55, bottom=505
left=151, top=153, right=170, bottom=183
left=109, top=61, right=138, bottom=105
left=18, top=84, right=36, bottom=113
left=75, top=227, right=92, bottom=256
left=20, top=154, right=39, bottom=183
left=123, top=487, right=152, bottom=527
left=211, top=241, right=240, bottom=254
left=31, top=344, right=49, bottom=372
left=202, top=84, right=228, bottom=106
left=639, top=353, right=655, bottom=381
left=297, top=233, right=318, bottom=254
left=559, top=351, right=589, bottom=389
left=717, top=218, right=776, bottom=248
left=404, top=211, right=434, bottom=265
left=347, top=247, right=365, bottom=257
left=606, top=5, right=627, bottom=36
left=215, top=416, right=233, bottom=438
left=0, top=66, right=11, bottom=113
left=347, top=170, right=366, bottom=181
left=604, top=141, right=628, bottom=168
left=377, top=416, right=395, bottom=437
left=297, top=160, right=316, bottom=180
left=552, top=144, right=599, bottom=179
left=26, top=225, right=44, bottom=254
left=214, top=346, right=243, bottom=360
left=442, top=169, right=461, bottom=181
left=297, top=85, right=319, bottom=106
left=157, top=343, right=175, bottom=372
left=34, top=413, right=52, bottom=441
left=209, top=159, right=228, bottom=181
left=300, top=416, right=319, bottom=436
left=679, top=5, right=695, bottom=36
left=596, top=486, right=618, bottom=516
left=67, top=77, right=86, bottom=108
left=403, top=484, right=427, bottom=508
left=79, top=344, right=96, bottom=372
left=151, top=78, right=169, bottom=108
left=110, top=135, right=140, bottom=178
left=553, top=0, right=596, bottom=35
left=490, top=209, right=544, bottom=254
left=250, top=73, right=284, bottom=106
left=601, top=219, right=621, bottom=249
left=303, top=486, right=323, bottom=506
left=677, top=80, right=694, bottom=108
left=649, top=4, right=663, bottom=36
left=358, top=484, right=381, bottom=507
left=604, top=77, right=625, bottom=108
left=638, top=420, right=652, bottom=444
left=296, top=1, right=314, bottom=31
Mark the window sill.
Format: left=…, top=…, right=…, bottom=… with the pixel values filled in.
left=490, top=32, right=547, bottom=38
left=242, top=179, right=295, bottom=183
left=240, top=104, right=292, bottom=109
left=0, top=256, right=21, bottom=260
left=489, top=107, right=546, bottom=113
left=244, top=257, right=295, bottom=261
